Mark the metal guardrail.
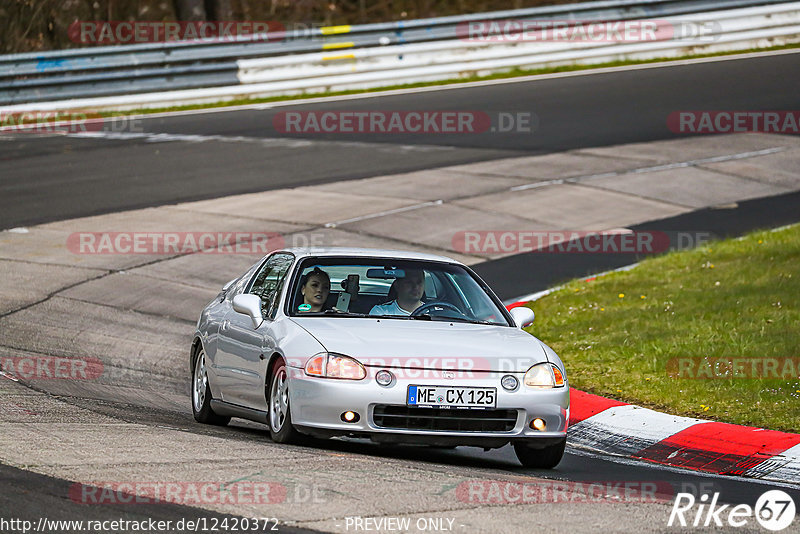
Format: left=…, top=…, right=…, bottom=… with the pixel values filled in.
left=236, top=5, right=800, bottom=84
left=0, top=0, right=798, bottom=107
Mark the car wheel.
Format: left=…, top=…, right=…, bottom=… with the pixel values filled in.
left=192, top=347, right=231, bottom=426
left=513, top=437, right=566, bottom=469
left=268, top=359, right=302, bottom=444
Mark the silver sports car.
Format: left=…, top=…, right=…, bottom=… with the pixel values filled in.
left=191, top=248, right=569, bottom=468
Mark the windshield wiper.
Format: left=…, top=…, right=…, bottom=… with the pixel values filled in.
left=456, top=318, right=498, bottom=326
left=321, top=309, right=369, bottom=317
left=408, top=313, right=475, bottom=323
left=424, top=315, right=498, bottom=326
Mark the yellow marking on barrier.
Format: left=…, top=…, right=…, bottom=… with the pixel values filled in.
left=322, top=53, right=357, bottom=61
left=320, top=25, right=352, bottom=35
left=322, top=42, right=355, bottom=50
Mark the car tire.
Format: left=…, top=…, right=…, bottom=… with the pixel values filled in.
left=513, top=437, right=566, bottom=469
left=268, top=359, right=302, bottom=444
left=192, top=347, right=231, bottom=426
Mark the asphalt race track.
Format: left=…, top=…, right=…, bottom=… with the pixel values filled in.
left=1, top=51, right=799, bottom=229
left=1, top=50, right=799, bottom=532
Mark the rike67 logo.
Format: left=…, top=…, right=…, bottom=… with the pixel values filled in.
left=669, top=490, right=796, bottom=531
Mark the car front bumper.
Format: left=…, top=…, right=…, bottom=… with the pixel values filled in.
left=287, top=366, right=569, bottom=446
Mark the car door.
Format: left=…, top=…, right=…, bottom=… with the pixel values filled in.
left=215, top=252, right=294, bottom=410
left=204, top=260, right=263, bottom=387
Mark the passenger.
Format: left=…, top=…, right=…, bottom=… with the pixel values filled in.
left=298, top=267, right=331, bottom=313
left=370, top=269, right=425, bottom=316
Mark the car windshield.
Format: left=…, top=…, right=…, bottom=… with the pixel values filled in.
left=287, top=257, right=511, bottom=326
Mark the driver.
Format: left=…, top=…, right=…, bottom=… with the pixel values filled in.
left=370, top=269, right=425, bottom=316
left=298, top=267, right=331, bottom=313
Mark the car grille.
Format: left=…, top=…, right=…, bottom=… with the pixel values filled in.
left=372, top=405, right=518, bottom=432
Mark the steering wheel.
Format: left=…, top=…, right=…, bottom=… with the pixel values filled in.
left=411, top=301, right=466, bottom=318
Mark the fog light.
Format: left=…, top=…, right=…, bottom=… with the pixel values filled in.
left=501, top=375, right=518, bottom=391
left=530, top=418, right=546, bottom=431
left=375, top=370, right=393, bottom=386
left=341, top=411, right=360, bottom=423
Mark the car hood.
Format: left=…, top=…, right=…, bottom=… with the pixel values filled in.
left=289, top=317, right=548, bottom=372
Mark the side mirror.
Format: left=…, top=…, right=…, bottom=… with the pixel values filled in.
left=232, top=294, right=264, bottom=329
left=509, top=306, right=535, bottom=329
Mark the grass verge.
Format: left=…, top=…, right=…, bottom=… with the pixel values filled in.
left=525, top=223, right=800, bottom=433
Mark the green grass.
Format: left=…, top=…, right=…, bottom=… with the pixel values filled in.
left=525, top=224, right=800, bottom=433
left=95, top=42, right=800, bottom=118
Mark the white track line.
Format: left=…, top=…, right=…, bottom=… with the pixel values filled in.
left=324, top=199, right=444, bottom=228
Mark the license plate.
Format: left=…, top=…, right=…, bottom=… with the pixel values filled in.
left=407, top=385, right=497, bottom=408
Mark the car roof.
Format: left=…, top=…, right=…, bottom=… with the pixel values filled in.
left=278, top=247, right=461, bottom=264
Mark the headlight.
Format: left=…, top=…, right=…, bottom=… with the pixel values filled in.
left=304, top=352, right=366, bottom=380
left=524, top=363, right=565, bottom=388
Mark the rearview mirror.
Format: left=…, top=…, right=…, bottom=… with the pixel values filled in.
left=232, top=294, right=264, bottom=329
left=366, top=268, right=405, bottom=279
left=509, top=306, right=535, bottom=328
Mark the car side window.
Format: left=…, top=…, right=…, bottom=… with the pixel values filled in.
left=248, top=253, right=294, bottom=319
